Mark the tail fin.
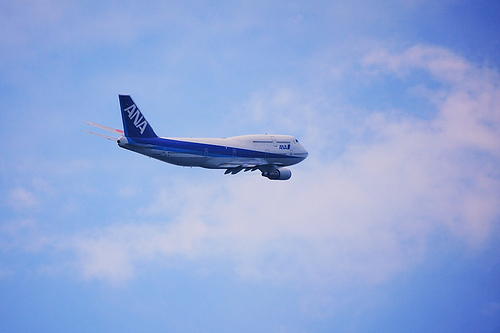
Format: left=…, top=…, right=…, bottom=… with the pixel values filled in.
left=119, top=95, right=158, bottom=138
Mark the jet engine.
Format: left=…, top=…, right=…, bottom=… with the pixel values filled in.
left=262, top=167, right=292, bottom=180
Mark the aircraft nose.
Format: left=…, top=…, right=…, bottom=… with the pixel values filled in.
left=298, top=144, right=308, bottom=160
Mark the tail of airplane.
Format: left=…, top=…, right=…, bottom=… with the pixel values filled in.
left=119, top=95, right=158, bottom=138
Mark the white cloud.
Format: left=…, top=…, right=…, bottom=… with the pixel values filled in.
left=68, top=220, right=210, bottom=284
left=6, top=178, right=57, bottom=212
left=8, top=187, right=38, bottom=210
left=45, top=45, right=500, bottom=288
left=362, top=45, right=473, bottom=83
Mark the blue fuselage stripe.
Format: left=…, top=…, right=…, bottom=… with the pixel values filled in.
left=128, top=137, right=300, bottom=160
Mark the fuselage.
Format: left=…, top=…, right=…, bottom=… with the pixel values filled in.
left=87, top=95, right=308, bottom=180
left=118, top=134, right=308, bottom=169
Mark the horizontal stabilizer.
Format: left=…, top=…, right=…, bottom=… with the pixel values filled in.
left=84, top=130, right=118, bottom=141
left=85, top=122, right=124, bottom=135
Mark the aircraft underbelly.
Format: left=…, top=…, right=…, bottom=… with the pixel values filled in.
left=125, top=144, right=301, bottom=169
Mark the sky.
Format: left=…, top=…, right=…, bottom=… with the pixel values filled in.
left=1, top=0, right=500, bottom=332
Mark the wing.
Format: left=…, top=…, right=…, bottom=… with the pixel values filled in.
left=220, top=159, right=282, bottom=175
left=85, top=122, right=124, bottom=135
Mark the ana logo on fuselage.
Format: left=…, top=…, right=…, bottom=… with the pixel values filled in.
left=124, top=104, right=148, bottom=135
left=279, top=144, right=291, bottom=150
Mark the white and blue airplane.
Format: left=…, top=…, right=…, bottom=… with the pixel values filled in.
left=86, top=95, right=308, bottom=180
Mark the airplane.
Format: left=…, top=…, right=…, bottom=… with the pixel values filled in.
left=85, top=95, right=308, bottom=180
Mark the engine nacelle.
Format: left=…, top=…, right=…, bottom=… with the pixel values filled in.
left=262, top=167, right=292, bottom=180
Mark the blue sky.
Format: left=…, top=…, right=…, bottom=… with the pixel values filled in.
left=1, top=1, right=500, bottom=332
